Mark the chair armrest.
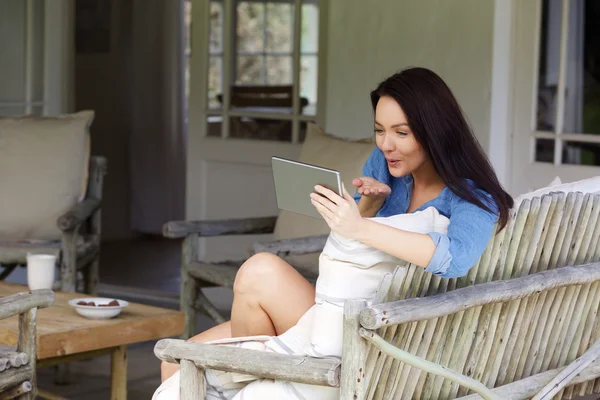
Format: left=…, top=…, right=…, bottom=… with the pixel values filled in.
left=252, top=234, right=329, bottom=256
left=89, top=156, right=107, bottom=175
left=0, top=290, right=55, bottom=320
left=154, top=339, right=340, bottom=387
left=360, top=261, right=600, bottom=329
left=163, top=216, right=278, bottom=239
left=57, top=198, right=101, bottom=231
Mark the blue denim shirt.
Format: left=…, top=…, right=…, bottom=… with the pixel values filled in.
left=354, top=148, right=499, bottom=279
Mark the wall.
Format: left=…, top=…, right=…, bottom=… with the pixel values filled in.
left=322, top=0, right=495, bottom=152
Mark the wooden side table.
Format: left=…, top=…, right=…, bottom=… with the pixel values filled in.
left=0, top=282, right=184, bottom=399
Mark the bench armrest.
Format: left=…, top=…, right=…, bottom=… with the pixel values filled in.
left=163, top=216, right=278, bottom=239
left=0, top=290, right=55, bottom=320
left=154, top=339, right=340, bottom=387
left=360, top=262, right=600, bottom=330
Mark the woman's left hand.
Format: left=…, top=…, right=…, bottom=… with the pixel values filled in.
left=310, top=183, right=365, bottom=240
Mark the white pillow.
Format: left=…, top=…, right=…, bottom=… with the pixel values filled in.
left=0, top=111, right=93, bottom=240
left=309, top=207, right=450, bottom=357
left=514, top=175, right=600, bottom=208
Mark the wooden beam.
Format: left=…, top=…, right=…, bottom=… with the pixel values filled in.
left=154, top=339, right=340, bottom=387
left=252, top=234, right=329, bottom=256
left=57, top=198, right=101, bottom=231
left=531, top=339, right=600, bottom=400
left=163, top=216, right=277, bottom=239
left=0, top=381, right=32, bottom=400
left=0, top=364, right=32, bottom=392
left=457, top=356, right=600, bottom=399
left=0, top=290, right=54, bottom=320
left=361, top=262, right=600, bottom=329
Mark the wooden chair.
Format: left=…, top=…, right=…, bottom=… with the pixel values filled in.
left=163, top=123, right=374, bottom=338
left=156, top=191, right=600, bottom=399
left=217, top=85, right=310, bottom=141
left=0, top=156, right=107, bottom=295
left=0, top=289, right=54, bottom=399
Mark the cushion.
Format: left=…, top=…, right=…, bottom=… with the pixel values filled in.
left=0, top=110, right=93, bottom=240
left=514, top=175, right=600, bottom=208
left=273, top=123, right=375, bottom=240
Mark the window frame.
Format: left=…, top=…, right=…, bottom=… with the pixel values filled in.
left=532, top=0, right=600, bottom=167
left=188, top=0, right=323, bottom=144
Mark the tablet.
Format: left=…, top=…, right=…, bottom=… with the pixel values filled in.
left=271, top=156, right=342, bottom=219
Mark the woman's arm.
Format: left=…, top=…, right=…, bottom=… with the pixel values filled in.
left=356, top=193, right=498, bottom=278
left=355, top=220, right=438, bottom=267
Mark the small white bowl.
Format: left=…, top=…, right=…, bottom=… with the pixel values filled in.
left=68, top=297, right=129, bottom=320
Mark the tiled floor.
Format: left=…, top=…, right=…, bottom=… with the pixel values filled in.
left=5, top=235, right=600, bottom=399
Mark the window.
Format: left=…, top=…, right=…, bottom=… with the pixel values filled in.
left=0, top=1, right=46, bottom=116
left=535, top=0, right=600, bottom=166
left=186, top=0, right=319, bottom=143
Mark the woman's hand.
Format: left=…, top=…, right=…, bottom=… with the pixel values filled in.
left=310, top=183, right=365, bottom=240
left=353, top=177, right=391, bottom=199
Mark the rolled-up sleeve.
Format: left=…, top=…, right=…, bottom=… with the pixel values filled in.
left=424, top=192, right=498, bottom=278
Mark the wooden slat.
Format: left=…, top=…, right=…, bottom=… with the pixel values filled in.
left=0, top=282, right=183, bottom=360
left=0, top=364, right=32, bottom=392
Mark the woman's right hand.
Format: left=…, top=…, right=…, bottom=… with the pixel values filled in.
left=352, top=177, right=391, bottom=199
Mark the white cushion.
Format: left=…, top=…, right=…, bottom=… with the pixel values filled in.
left=0, top=111, right=93, bottom=240
left=514, top=175, right=600, bottom=208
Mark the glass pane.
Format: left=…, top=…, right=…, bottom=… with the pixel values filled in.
left=536, top=0, right=560, bottom=131
left=208, top=56, right=223, bottom=109
left=210, top=1, right=223, bottom=53
left=229, top=116, right=292, bottom=142
left=301, top=55, right=318, bottom=115
left=237, top=1, right=265, bottom=53
left=266, top=3, right=292, bottom=52
left=301, top=2, right=319, bottom=53
left=237, top=55, right=264, bottom=84
left=535, top=138, right=555, bottom=163
left=207, top=115, right=222, bottom=138
left=562, top=141, right=600, bottom=166
left=563, top=0, right=600, bottom=134
left=266, top=56, right=292, bottom=85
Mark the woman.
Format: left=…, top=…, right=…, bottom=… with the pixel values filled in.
left=158, top=67, right=513, bottom=395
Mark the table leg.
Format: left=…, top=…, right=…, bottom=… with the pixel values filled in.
left=110, top=345, right=127, bottom=400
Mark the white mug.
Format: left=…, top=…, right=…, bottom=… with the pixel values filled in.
left=26, top=253, right=57, bottom=291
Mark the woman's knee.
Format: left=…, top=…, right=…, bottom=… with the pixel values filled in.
left=234, top=252, right=286, bottom=295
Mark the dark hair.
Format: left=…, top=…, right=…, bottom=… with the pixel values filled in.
left=370, top=67, right=513, bottom=229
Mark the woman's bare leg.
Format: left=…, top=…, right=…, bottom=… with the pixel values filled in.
left=160, top=253, right=314, bottom=382
left=231, top=252, right=315, bottom=337
left=161, top=321, right=232, bottom=382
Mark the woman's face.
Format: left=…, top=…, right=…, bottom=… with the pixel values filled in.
left=374, top=95, right=429, bottom=178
